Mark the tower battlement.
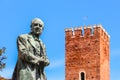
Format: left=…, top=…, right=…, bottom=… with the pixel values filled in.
left=65, top=24, right=110, bottom=40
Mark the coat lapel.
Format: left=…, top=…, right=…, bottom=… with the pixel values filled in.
left=27, top=34, right=45, bottom=56
left=27, top=35, right=38, bottom=49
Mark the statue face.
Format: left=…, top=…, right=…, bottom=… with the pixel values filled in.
left=31, top=22, right=43, bottom=35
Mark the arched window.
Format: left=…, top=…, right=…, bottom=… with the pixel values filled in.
left=81, top=72, right=84, bottom=80
left=79, top=72, right=85, bottom=80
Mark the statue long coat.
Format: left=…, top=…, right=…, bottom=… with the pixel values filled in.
left=12, top=34, right=49, bottom=80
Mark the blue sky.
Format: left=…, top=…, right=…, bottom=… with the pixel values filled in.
left=0, top=0, right=120, bottom=80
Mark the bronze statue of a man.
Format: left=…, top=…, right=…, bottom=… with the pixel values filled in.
left=12, top=18, right=50, bottom=80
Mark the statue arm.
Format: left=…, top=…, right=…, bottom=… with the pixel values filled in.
left=42, top=44, right=50, bottom=66
left=17, top=36, right=42, bottom=64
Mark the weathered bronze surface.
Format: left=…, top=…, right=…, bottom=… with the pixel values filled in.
left=12, top=18, right=50, bottom=80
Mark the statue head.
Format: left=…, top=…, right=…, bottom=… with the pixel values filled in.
left=31, top=18, right=44, bottom=35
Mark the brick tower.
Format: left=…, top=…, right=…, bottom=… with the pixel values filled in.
left=65, top=25, right=110, bottom=80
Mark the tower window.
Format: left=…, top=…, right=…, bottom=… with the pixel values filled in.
left=80, top=72, right=85, bottom=80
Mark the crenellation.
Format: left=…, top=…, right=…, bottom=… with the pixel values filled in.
left=105, top=30, right=110, bottom=38
left=84, top=26, right=92, bottom=37
left=84, top=26, right=87, bottom=29
left=74, top=27, right=82, bottom=30
left=65, top=25, right=110, bottom=39
left=65, top=28, right=73, bottom=32
left=97, top=24, right=103, bottom=28
left=93, top=25, right=101, bottom=38
left=74, top=27, right=83, bottom=37
left=99, top=25, right=110, bottom=41
left=85, top=25, right=92, bottom=29
left=65, top=28, right=74, bottom=38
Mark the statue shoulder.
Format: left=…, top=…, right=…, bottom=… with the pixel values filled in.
left=17, top=34, right=30, bottom=40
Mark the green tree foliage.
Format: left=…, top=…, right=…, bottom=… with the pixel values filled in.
left=0, top=47, right=7, bottom=71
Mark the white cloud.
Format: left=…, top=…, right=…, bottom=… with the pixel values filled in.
left=48, top=59, right=64, bottom=69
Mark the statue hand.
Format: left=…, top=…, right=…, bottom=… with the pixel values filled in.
left=38, top=58, right=45, bottom=62
left=44, top=59, right=50, bottom=66
left=39, top=56, right=50, bottom=66
left=34, top=58, right=44, bottom=65
left=34, top=59, right=40, bottom=65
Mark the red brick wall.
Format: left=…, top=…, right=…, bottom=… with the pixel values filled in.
left=65, top=25, right=110, bottom=80
left=100, top=27, right=110, bottom=80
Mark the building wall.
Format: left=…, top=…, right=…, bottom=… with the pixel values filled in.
left=65, top=25, right=110, bottom=80
left=100, top=27, right=110, bottom=80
